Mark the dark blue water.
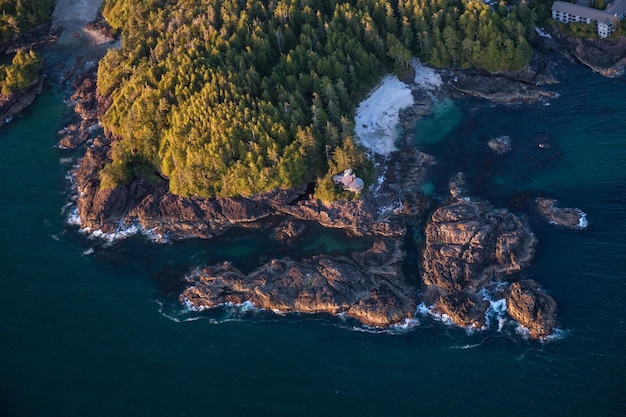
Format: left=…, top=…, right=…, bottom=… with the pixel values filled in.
left=1, top=55, right=625, bottom=416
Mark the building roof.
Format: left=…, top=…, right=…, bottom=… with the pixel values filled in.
left=332, top=169, right=364, bottom=193
left=552, top=1, right=618, bottom=25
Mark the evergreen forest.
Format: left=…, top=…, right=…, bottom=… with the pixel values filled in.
left=0, top=0, right=55, bottom=45
left=98, top=0, right=538, bottom=199
left=0, top=48, right=43, bottom=95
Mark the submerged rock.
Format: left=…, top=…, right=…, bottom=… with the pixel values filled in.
left=487, top=135, right=512, bottom=154
left=536, top=198, right=587, bottom=229
left=506, top=279, right=558, bottom=340
left=181, top=240, right=417, bottom=327
left=273, top=219, right=305, bottom=243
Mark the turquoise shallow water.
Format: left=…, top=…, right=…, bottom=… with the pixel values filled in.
left=1, top=55, right=625, bottom=416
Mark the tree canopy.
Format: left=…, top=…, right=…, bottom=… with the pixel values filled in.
left=98, top=0, right=537, bottom=199
left=0, top=0, right=55, bottom=46
left=0, top=48, right=43, bottom=95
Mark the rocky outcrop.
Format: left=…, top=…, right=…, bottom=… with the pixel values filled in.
left=445, top=54, right=558, bottom=104
left=433, top=291, right=490, bottom=329
left=448, top=72, right=556, bottom=104
left=420, top=195, right=539, bottom=332
left=549, top=28, right=626, bottom=77
left=181, top=239, right=417, bottom=327
left=58, top=66, right=100, bottom=149
left=506, top=279, right=558, bottom=340
left=0, top=70, right=45, bottom=127
left=422, top=198, right=537, bottom=293
left=0, top=23, right=54, bottom=55
left=273, top=219, right=305, bottom=243
left=536, top=198, right=587, bottom=229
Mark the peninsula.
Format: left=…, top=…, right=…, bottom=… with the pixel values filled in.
left=61, top=0, right=621, bottom=339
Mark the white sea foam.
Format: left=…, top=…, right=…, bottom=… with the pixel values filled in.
left=82, top=247, right=94, bottom=255
left=450, top=342, right=483, bottom=350
left=390, top=318, right=420, bottom=332
left=60, top=157, right=74, bottom=165
left=515, top=323, right=531, bottom=340
left=545, top=327, right=569, bottom=342
left=577, top=211, right=588, bottom=229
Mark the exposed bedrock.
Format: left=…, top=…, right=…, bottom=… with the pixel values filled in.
left=181, top=239, right=417, bottom=327
left=445, top=54, right=558, bottom=104
left=536, top=197, right=587, bottom=229
left=419, top=195, right=559, bottom=338
left=546, top=27, right=626, bottom=77
left=421, top=198, right=537, bottom=293
left=71, top=133, right=434, bottom=239
left=506, top=279, right=558, bottom=340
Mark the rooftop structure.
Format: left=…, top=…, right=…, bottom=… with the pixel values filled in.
left=552, top=0, right=626, bottom=38
left=332, top=169, right=364, bottom=193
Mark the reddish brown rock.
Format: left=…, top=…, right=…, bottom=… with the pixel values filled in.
left=181, top=240, right=416, bottom=327
left=422, top=199, right=537, bottom=293
left=506, top=279, right=558, bottom=340
left=433, top=292, right=490, bottom=329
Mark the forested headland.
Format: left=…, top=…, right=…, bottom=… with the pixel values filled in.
left=0, top=0, right=55, bottom=46
left=0, top=1, right=52, bottom=109
left=98, top=0, right=539, bottom=200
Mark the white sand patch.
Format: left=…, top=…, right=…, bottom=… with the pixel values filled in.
left=52, top=0, right=105, bottom=46
left=354, top=76, right=414, bottom=155
left=412, top=59, right=442, bottom=90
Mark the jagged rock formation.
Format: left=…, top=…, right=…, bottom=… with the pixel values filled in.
left=536, top=198, right=587, bottom=229
left=273, top=219, right=305, bottom=243
left=445, top=54, right=558, bottom=104
left=181, top=240, right=416, bottom=327
left=487, top=135, right=512, bottom=154
left=59, top=67, right=99, bottom=149
left=506, top=279, right=558, bottom=340
left=420, top=196, right=540, bottom=333
left=422, top=198, right=537, bottom=293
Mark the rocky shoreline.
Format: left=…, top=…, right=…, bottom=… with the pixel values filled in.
left=0, top=68, right=45, bottom=128
left=59, top=19, right=619, bottom=340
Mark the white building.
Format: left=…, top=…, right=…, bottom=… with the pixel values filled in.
left=552, top=0, right=626, bottom=38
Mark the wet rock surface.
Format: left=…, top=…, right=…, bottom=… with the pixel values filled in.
left=487, top=135, right=512, bottom=154
left=421, top=198, right=537, bottom=293
left=181, top=240, right=416, bottom=327
left=548, top=28, right=626, bottom=77
left=445, top=54, right=558, bottom=104
left=536, top=198, right=587, bottom=229
left=506, top=279, right=558, bottom=340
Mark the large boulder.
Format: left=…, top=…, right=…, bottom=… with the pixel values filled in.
left=420, top=197, right=540, bottom=330
left=506, top=279, right=558, bottom=340
left=181, top=240, right=417, bottom=327
left=536, top=198, right=587, bottom=229
left=422, top=199, right=537, bottom=293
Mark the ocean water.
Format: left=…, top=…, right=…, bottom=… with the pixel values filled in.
left=1, top=54, right=625, bottom=416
